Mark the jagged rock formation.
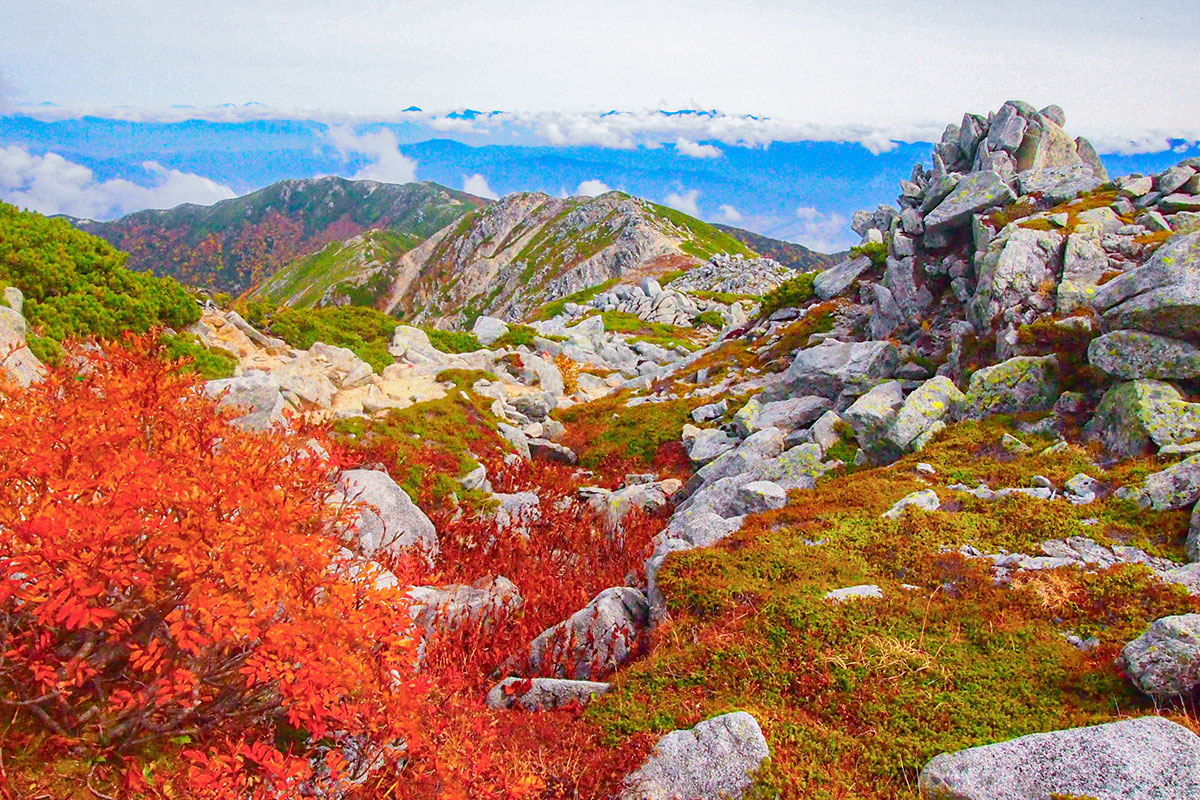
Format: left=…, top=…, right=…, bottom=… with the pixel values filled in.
left=380, top=191, right=762, bottom=327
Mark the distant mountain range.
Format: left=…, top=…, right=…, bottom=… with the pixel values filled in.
left=73, top=178, right=486, bottom=295
left=69, top=178, right=835, bottom=327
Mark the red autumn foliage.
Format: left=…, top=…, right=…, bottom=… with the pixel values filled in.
left=0, top=338, right=423, bottom=797
left=0, top=336, right=676, bottom=799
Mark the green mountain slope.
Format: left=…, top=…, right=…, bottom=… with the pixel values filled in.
left=73, top=178, right=487, bottom=295
left=713, top=223, right=845, bottom=270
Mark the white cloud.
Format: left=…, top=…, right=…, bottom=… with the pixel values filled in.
left=326, top=125, right=418, bottom=184
left=575, top=179, right=611, bottom=197
left=664, top=188, right=701, bottom=217
left=0, top=145, right=236, bottom=220
left=675, top=137, right=721, bottom=159
left=791, top=205, right=854, bottom=253
left=717, top=204, right=742, bottom=223
left=462, top=173, right=499, bottom=199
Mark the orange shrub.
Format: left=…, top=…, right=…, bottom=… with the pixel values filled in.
left=0, top=337, right=422, bottom=797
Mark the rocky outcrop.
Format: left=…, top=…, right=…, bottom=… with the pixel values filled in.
left=204, top=372, right=287, bottom=431
left=1084, top=380, right=1200, bottom=458
left=0, top=292, right=46, bottom=388
left=619, top=712, right=770, bottom=800
left=1092, top=230, right=1200, bottom=340
left=919, top=716, right=1200, bottom=800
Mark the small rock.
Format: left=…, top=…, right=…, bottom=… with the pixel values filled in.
left=882, top=489, right=940, bottom=519
left=484, top=677, right=610, bottom=711
left=825, top=584, right=883, bottom=603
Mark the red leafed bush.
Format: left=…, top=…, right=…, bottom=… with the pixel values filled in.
left=0, top=337, right=422, bottom=797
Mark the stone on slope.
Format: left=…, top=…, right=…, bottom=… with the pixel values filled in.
left=1190, top=504, right=1200, bottom=563
left=1088, top=330, right=1200, bottom=380
left=970, top=227, right=1064, bottom=332
left=0, top=304, right=46, bottom=388
left=484, top=677, right=610, bottom=711
left=1057, top=231, right=1110, bottom=313
left=882, top=489, right=940, bottom=519
left=825, top=584, right=883, bottom=602
left=1141, top=454, right=1200, bottom=510
left=204, top=372, right=287, bottom=431
left=527, top=587, right=649, bottom=680
left=335, top=469, right=439, bottom=560
left=471, top=315, right=509, bottom=346
left=1016, top=163, right=1103, bottom=204
left=1084, top=380, right=1200, bottom=458
left=962, top=355, right=1060, bottom=420
left=780, top=339, right=899, bottom=401
left=407, top=576, right=522, bottom=639
left=1120, top=614, right=1200, bottom=698
left=919, top=716, right=1200, bottom=800
left=842, top=380, right=904, bottom=461
left=732, top=395, right=831, bottom=437
left=497, top=422, right=532, bottom=459
left=619, top=711, right=770, bottom=800
left=813, top=255, right=873, bottom=300
left=886, top=376, right=965, bottom=453
left=1092, top=230, right=1200, bottom=339
left=686, top=428, right=737, bottom=465
left=732, top=480, right=788, bottom=515
left=923, top=171, right=1017, bottom=233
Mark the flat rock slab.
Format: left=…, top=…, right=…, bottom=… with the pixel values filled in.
left=484, top=677, right=610, bottom=711
left=919, top=716, right=1200, bottom=800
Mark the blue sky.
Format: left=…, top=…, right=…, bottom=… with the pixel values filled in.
left=2, top=1, right=1198, bottom=251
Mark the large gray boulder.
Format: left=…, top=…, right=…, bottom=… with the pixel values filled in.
left=813, top=255, right=873, bottom=300
left=619, top=711, right=770, bottom=800
left=923, top=170, right=1017, bottom=233
left=919, top=716, right=1200, bottom=800
left=780, top=339, right=899, bottom=401
left=484, top=677, right=610, bottom=711
left=1084, top=380, right=1200, bottom=458
left=1141, top=454, right=1200, bottom=510
left=1017, top=163, right=1104, bottom=204
left=961, top=355, right=1060, bottom=420
left=0, top=303, right=46, bottom=388
left=1120, top=614, right=1200, bottom=698
left=886, top=377, right=965, bottom=452
left=335, top=469, right=439, bottom=560
left=527, top=587, right=649, bottom=680
left=204, top=371, right=287, bottom=431
left=1089, top=330, right=1200, bottom=380
left=1092, top=230, right=1200, bottom=339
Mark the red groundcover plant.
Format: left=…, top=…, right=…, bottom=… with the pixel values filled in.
left=0, top=337, right=423, bottom=797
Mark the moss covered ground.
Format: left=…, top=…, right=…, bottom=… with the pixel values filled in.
left=585, top=416, right=1199, bottom=798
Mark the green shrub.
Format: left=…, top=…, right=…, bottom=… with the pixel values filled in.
left=759, top=272, right=817, bottom=317
left=242, top=302, right=398, bottom=372
left=161, top=333, right=239, bottom=379
left=0, top=203, right=200, bottom=362
left=426, top=328, right=482, bottom=354
left=849, top=240, right=888, bottom=268
left=492, top=324, right=538, bottom=349
left=692, top=311, right=726, bottom=329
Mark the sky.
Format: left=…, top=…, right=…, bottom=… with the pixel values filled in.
left=1, top=0, right=1198, bottom=251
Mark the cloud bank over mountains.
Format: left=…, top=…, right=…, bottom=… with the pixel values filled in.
left=0, top=145, right=235, bottom=219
